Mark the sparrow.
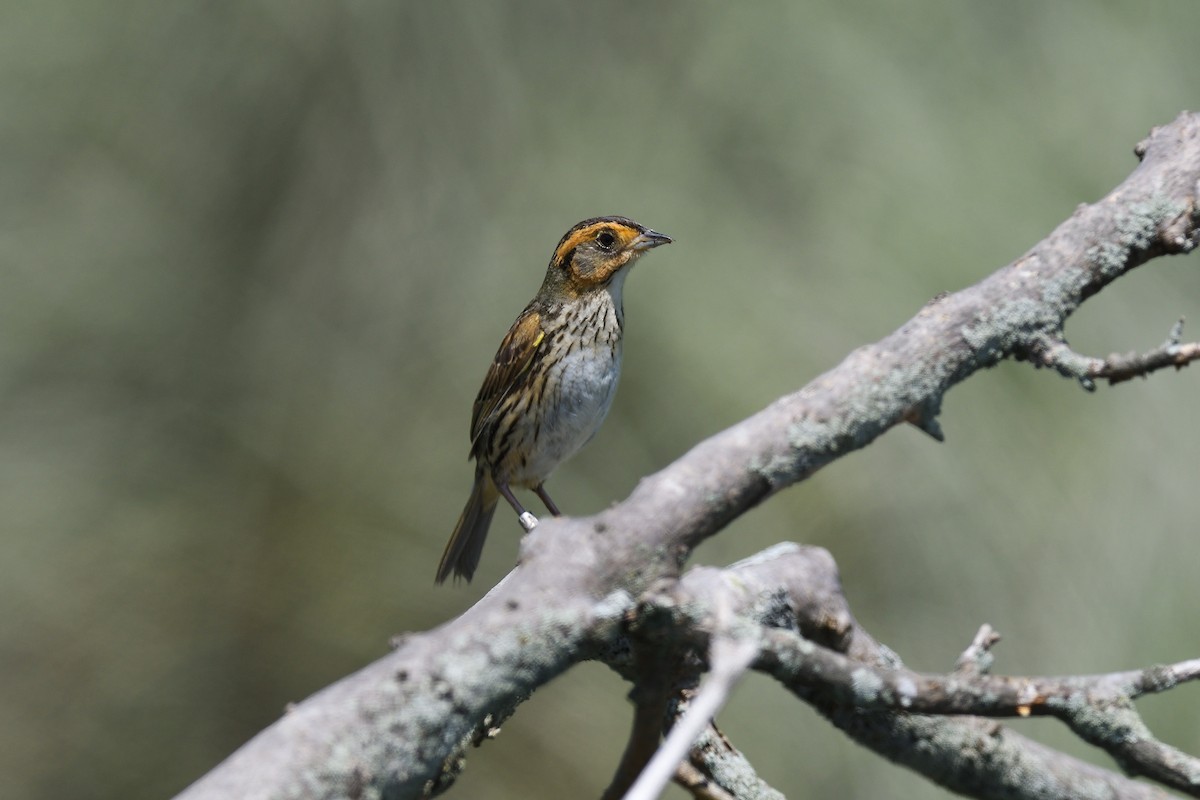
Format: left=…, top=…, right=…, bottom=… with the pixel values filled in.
left=436, top=216, right=672, bottom=583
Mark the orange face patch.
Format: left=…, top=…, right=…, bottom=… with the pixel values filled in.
left=552, top=221, right=640, bottom=266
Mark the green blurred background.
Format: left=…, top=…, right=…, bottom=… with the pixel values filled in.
left=4, top=2, right=1199, bottom=798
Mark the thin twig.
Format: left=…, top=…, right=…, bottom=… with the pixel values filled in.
left=758, top=626, right=1200, bottom=796
left=954, top=624, right=1001, bottom=675
left=1095, top=339, right=1200, bottom=384
left=672, top=549, right=1177, bottom=799
left=673, top=761, right=737, bottom=800
left=679, top=721, right=785, bottom=800
left=1033, top=318, right=1200, bottom=389
left=602, top=640, right=687, bottom=800
left=759, top=626, right=1200, bottom=715
left=623, top=636, right=757, bottom=800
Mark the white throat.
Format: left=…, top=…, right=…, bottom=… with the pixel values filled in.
left=605, top=267, right=630, bottom=326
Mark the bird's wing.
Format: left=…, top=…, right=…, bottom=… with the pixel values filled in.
left=468, top=306, right=546, bottom=459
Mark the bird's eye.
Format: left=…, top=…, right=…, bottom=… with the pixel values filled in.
left=596, top=230, right=617, bottom=251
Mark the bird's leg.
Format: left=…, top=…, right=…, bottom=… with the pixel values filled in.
left=497, top=483, right=539, bottom=531
left=533, top=484, right=562, bottom=517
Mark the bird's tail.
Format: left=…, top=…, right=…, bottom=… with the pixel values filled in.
left=435, top=470, right=500, bottom=583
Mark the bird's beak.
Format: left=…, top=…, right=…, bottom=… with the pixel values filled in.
left=632, top=229, right=673, bottom=252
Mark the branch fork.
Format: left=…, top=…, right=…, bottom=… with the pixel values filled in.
left=1030, top=317, right=1200, bottom=389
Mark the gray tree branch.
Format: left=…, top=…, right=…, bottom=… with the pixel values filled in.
left=174, top=111, right=1200, bottom=800
left=658, top=546, right=1184, bottom=800
left=674, top=721, right=784, bottom=800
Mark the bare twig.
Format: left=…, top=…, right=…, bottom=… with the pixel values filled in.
left=623, top=636, right=757, bottom=800
left=671, top=546, right=1180, bottom=800
left=759, top=625, right=1200, bottom=720
left=677, top=721, right=785, bottom=800
left=674, top=761, right=738, bottom=800
left=1032, top=318, right=1200, bottom=388
left=1094, top=318, right=1200, bottom=384
left=954, top=624, right=1001, bottom=675
left=757, top=625, right=1200, bottom=796
left=602, top=637, right=688, bottom=800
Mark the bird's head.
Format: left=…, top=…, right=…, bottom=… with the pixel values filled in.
left=543, top=216, right=671, bottom=296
